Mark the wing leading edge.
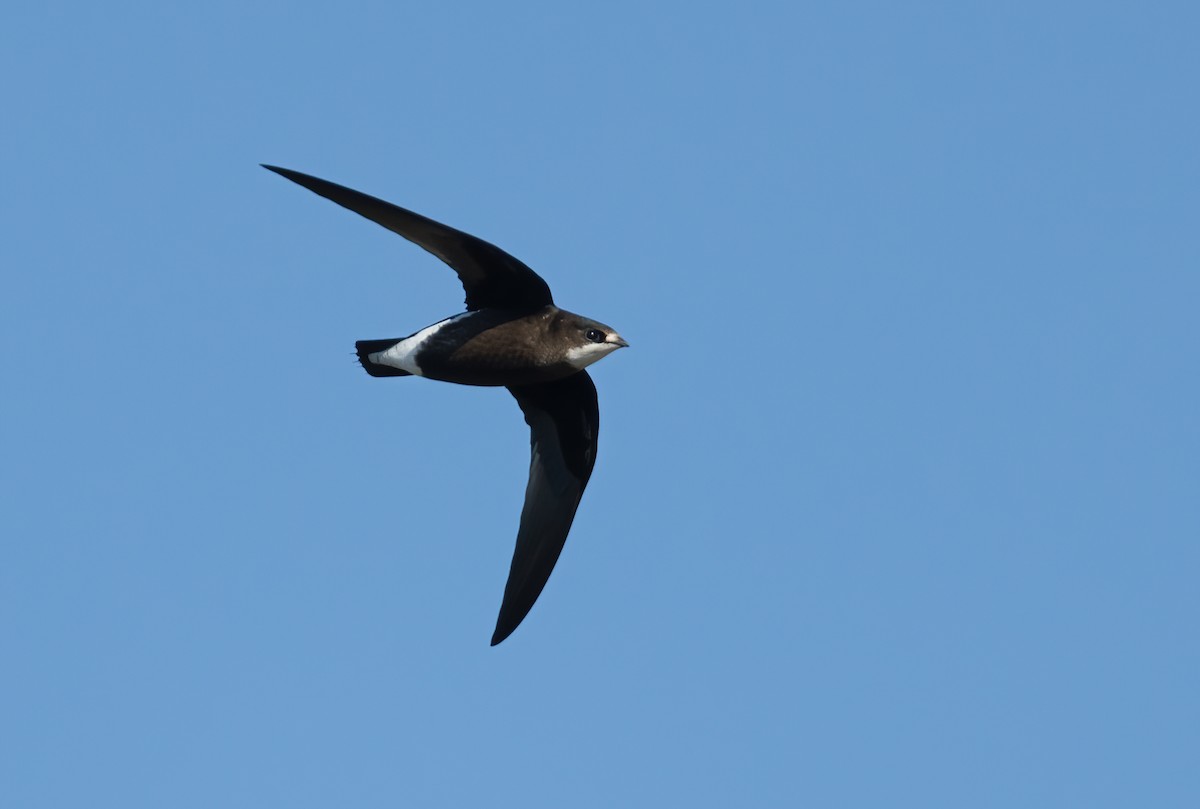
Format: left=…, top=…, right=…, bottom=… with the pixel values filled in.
left=494, top=371, right=600, bottom=645
left=262, top=165, right=553, bottom=312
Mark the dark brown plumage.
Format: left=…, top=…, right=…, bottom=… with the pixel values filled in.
left=263, top=165, right=627, bottom=645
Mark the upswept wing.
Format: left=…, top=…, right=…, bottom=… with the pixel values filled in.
left=262, top=165, right=553, bottom=312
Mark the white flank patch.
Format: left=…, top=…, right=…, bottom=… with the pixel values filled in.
left=370, top=312, right=476, bottom=376
left=564, top=342, right=617, bottom=371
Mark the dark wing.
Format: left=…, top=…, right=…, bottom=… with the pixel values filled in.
left=262, top=165, right=553, bottom=312
left=493, top=372, right=600, bottom=645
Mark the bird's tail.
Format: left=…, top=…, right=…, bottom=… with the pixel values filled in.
left=355, top=339, right=413, bottom=377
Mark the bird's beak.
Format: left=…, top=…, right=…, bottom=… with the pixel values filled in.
left=608, top=334, right=630, bottom=348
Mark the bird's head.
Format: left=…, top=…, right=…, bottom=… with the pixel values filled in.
left=552, top=309, right=629, bottom=371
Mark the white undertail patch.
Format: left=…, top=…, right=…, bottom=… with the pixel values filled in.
left=370, top=312, right=477, bottom=376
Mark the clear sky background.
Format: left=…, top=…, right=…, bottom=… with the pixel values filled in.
left=2, top=2, right=1197, bottom=807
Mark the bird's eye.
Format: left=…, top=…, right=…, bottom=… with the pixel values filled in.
left=585, top=329, right=605, bottom=343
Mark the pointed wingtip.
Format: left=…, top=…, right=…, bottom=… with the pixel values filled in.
left=490, top=622, right=515, bottom=646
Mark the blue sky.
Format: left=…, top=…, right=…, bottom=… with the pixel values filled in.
left=2, top=2, right=1197, bottom=807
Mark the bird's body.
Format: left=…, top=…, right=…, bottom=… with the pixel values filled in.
left=358, top=305, right=623, bottom=387
left=263, top=165, right=627, bottom=645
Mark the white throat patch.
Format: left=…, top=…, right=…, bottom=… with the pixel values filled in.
left=564, top=342, right=616, bottom=371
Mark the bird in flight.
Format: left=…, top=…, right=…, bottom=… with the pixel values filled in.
left=263, top=165, right=628, bottom=645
